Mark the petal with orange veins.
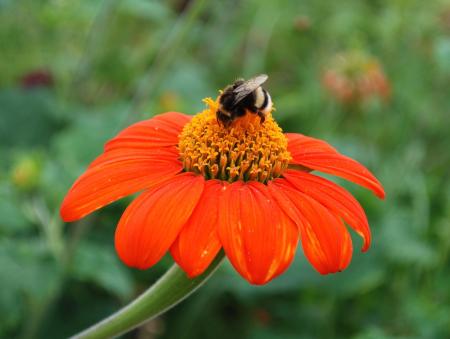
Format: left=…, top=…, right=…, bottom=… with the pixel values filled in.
left=218, top=181, right=299, bottom=285
left=282, top=169, right=371, bottom=251
left=269, top=180, right=353, bottom=274
left=286, top=133, right=385, bottom=199
left=115, top=173, right=204, bottom=270
left=267, top=180, right=304, bottom=224
left=105, top=112, right=191, bottom=152
left=286, top=133, right=337, bottom=155
left=60, top=147, right=182, bottom=222
left=87, top=146, right=179, bottom=169
left=170, top=180, right=223, bottom=278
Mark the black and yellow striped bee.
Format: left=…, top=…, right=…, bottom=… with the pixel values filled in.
left=216, top=74, right=273, bottom=127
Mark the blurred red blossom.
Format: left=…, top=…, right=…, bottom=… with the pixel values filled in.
left=322, top=51, right=390, bottom=104
left=20, top=69, right=54, bottom=89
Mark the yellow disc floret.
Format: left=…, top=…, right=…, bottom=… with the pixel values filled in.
left=178, top=97, right=291, bottom=183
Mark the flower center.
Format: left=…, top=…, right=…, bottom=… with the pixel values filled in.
left=178, top=98, right=291, bottom=183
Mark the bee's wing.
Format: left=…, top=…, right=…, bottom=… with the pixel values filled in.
left=232, top=74, right=268, bottom=106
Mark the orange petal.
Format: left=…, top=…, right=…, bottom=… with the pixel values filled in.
left=60, top=112, right=189, bottom=222
left=170, top=180, right=223, bottom=278
left=286, top=132, right=338, bottom=154
left=282, top=170, right=371, bottom=251
left=115, top=173, right=204, bottom=269
left=105, top=112, right=191, bottom=152
left=286, top=133, right=385, bottom=199
left=87, top=146, right=179, bottom=169
left=60, top=147, right=181, bottom=222
left=269, top=180, right=353, bottom=274
left=218, top=181, right=299, bottom=285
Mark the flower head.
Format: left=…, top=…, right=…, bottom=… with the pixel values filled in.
left=322, top=51, right=390, bottom=104
left=61, top=93, right=385, bottom=285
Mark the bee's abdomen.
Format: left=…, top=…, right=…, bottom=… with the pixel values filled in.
left=255, top=88, right=272, bottom=114
left=254, top=87, right=265, bottom=108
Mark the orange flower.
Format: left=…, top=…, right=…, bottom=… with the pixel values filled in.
left=60, top=97, right=385, bottom=285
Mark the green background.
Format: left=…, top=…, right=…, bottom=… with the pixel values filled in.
left=1, top=0, right=449, bottom=338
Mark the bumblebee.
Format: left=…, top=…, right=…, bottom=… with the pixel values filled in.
left=216, top=74, right=272, bottom=127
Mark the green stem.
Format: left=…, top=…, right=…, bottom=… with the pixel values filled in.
left=70, top=251, right=225, bottom=339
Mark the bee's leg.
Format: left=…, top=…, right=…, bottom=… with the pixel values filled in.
left=217, top=118, right=231, bottom=128
left=257, top=111, right=266, bottom=124
left=247, top=106, right=258, bottom=114
left=217, top=110, right=232, bottom=127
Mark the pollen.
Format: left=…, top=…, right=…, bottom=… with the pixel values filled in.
left=178, top=97, right=291, bottom=183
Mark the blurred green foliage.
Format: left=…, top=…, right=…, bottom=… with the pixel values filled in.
left=1, top=0, right=449, bottom=338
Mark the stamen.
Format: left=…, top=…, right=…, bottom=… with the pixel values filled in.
left=178, top=97, right=291, bottom=183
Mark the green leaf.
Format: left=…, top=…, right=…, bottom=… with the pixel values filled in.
left=119, top=0, right=172, bottom=21
left=0, top=89, right=62, bottom=148
left=71, top=242, right=134, bottom=300
left=0, top=184, right=30, bottom=234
